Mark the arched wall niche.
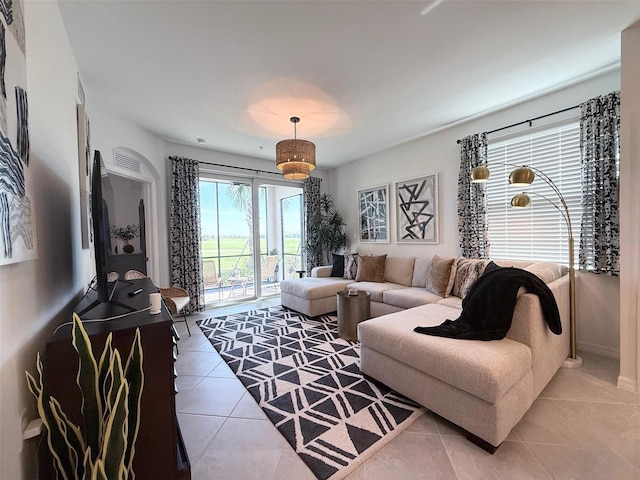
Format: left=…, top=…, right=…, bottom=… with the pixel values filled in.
left=105, top=147, right=163, bottom=282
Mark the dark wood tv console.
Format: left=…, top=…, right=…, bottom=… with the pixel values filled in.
left=41, top=278, right=190, bottom=480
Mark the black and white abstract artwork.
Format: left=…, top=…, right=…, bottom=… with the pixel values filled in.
left=358, top=184, right=388, bottom=242
left=0, top=0, right=35, bottom=265
left=395, top=174, right=439, bottom=243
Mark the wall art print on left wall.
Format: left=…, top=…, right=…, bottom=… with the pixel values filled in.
left=0, top=0, right=36, bottom=265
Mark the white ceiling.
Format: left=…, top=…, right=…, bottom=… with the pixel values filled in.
left=58, top=0, right=640, bottom=169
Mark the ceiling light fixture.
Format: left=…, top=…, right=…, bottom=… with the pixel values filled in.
left=276, top=116, right=316, bottom=180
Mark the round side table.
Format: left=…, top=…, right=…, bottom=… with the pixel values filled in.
left=337, top=291, right=371, bottom=341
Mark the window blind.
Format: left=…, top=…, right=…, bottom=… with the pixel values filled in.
left=486, top=123, right=581, bottom=266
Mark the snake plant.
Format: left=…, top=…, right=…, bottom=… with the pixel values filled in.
left=26, top=313, right=144, bottom=479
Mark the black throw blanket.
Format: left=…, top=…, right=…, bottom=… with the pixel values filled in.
left=414, top=263, right=562, bottom=341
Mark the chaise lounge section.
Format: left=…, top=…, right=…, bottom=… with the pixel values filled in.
left=280, top=254, right=570, bottom=451
left=280, top=276, right=352, bottom=317
left=359, top=273, right=569, bottom=450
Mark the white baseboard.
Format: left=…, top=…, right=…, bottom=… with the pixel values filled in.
left=577, top=340, right=620, bottom=359
left=617, top=376, right=637, bottom=393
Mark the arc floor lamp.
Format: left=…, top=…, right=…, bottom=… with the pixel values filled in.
left=472, top=164, right=582, bottom=368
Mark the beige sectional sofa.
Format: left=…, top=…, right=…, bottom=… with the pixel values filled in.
left=280, top=255, right=570, bottom=451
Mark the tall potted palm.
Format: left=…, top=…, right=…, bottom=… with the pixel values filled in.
left=305, top=193, right=348, bottom=269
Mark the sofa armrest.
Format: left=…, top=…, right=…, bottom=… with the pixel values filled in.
left=507, top=274, right=570, bottom=396
left=311, top=266, right=333, bottom=278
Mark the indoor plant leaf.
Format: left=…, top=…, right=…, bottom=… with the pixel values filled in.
left=100, top=381, right=129, bottom=480
left=123, top=328, right=144, bottom=475
left=49, top=396, right=85, bottom=479
left=72, top=314, right=103, bottom=459
left=26, top=358, right=75, bottom=480
left=97, top=334, right=114, bottom=412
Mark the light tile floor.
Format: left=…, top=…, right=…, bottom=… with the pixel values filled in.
left=174, top=300, right=640, bottom=480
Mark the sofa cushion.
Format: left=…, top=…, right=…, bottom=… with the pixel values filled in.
left=280, top=277, right=351, bottom=300
left=425, top=255, right=456, bottom=297
left=452, top=257, right=489, bottom=299
left=412, top=257, right=432, bottom=287
left=330, top=254, right=344, bottom=277
left=356, top=254, right=387, bottom=282
left=523, top=262, right=566, bottom=284
left=383, top=287, right=443, bottom=309
left=343, top=253, right=359, bottom=280
left=346, top=281, right=405, bottom=303
left=436, top=296, right=463, bottom=309
left=358, top=303, right=533, bottom=403
left=385, top=256, right=416, bottom=287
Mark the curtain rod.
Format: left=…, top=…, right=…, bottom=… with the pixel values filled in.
left=456, top=103, right=580, bottom=144
left=198, top=160, right=283, bottom=176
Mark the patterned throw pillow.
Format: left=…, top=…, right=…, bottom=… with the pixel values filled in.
left=355, top=254, right=387, bottom=282
left=452, top=257, right=489, bottom=299
left=330, top=254, right=345, bottom=277
left=425, top=255, right=456, bottom=297
left=343, top=253, right=359, bottom=280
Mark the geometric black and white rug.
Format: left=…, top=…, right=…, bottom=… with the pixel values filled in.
left=197, top=306, right=425, bottom=480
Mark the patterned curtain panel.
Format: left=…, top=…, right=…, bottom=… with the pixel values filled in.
left=457, top=133, right=490, bottom=258
left=303, top=176, right=322, bottom=272
left=169, top=156, right=204, bottom=312
left=579, top=91, right=620, bottom=276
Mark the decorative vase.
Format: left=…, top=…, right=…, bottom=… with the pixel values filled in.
left=122, top=240, right=134, bottom=254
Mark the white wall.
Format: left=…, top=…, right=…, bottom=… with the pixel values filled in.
left=0, top=2, right=88, bottom=478
left=86, top=104, right=168, bottom=284
left=619, top=20, right=640, bottom=392
left=330, top=69, right=622, bottom=359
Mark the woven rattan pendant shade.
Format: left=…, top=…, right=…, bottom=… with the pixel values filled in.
left=280, top=160, right=312, bottom=180
left=276, top=117, right=316, bottom=179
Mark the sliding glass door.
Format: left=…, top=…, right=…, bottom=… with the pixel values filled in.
left=199, top=174, right=303, bottom=306
left=200, top=178, right=255, bottom=304
left=280, top=193, right=304, bottom=280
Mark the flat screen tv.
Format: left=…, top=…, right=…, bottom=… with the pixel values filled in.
left=77, top=150, right=133, bottom=316
left=92, top=149, right=115, bottom=303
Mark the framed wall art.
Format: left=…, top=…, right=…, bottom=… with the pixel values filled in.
left=395, top=174, right=439, bottom=244
left=77, top=102, right=91, bottom=249
left=0, top=0, right=37, bottom=265
left=358, top=184, right=389, bottom=243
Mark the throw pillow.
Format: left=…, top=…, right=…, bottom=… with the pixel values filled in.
left=385, top=256, right=415, bottom=286
left=330, top=254, right=345, bottom=277
left=343, top=253, right=359, bottom=280
left=452, top=257, right=489, bottom=299
left=355, top=254, right=387, bottom=282
left=425, top=255, right=455, bottom=297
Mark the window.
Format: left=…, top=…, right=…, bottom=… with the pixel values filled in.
left=486, top=122, right=581, bottom=266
